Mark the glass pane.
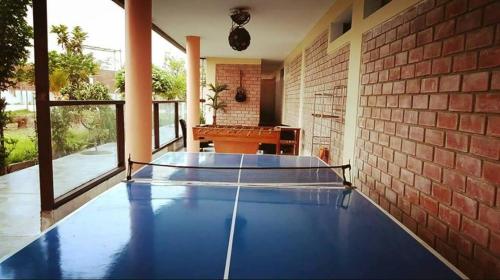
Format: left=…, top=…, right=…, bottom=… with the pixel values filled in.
left=159, top=103, right=176, bottom=145
left=50, top=105, right=117, bottom=198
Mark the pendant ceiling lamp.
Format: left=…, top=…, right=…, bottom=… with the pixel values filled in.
left=228, top=8, right=251, bottom=51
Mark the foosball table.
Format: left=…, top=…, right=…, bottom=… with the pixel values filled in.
left=193, top=125, right=282, bottom=154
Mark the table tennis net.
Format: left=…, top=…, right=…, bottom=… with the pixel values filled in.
left=126, top=156, right=354, bottom=188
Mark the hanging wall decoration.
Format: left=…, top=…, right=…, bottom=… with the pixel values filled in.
left=228, top=8, right=251, bottom=51
left=235, top=70, right=247, bottom=102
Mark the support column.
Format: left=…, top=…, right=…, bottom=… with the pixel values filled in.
left=125, top=0, right=152, bottom=164
left=186, top=36, right=200, bottom=152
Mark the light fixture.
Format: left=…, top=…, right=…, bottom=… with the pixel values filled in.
left=228, top=8, right=251, bottom=51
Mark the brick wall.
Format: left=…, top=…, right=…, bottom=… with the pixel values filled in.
left=215, top=64, right=261, bottom=126
left=356, top=0, right=500, bottom=277
left=283, top=54, right=302, bottom=127
left=283, top=31, right=349, bottom=164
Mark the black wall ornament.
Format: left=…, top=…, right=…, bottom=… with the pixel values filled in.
left=229, top=8, right=251, bottom=51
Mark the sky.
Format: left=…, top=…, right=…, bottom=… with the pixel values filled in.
left=27, top=0, right=185, bottom=68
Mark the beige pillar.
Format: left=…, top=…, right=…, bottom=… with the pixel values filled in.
left=125, top=0, right=152, bottom=164
left=186, top=36, right=201, bottom=152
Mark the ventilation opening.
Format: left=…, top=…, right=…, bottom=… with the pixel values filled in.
left=364, top=0, right=392, bottom=18
left=329, top=5, right=352, bottom=43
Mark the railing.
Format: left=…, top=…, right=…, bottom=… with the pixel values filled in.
left=152, top=100, right=185, bottom=153
left=46, top=100, right=125, bottom=208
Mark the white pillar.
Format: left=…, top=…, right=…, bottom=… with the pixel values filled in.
left=125, top=0, right=152, bottom=164
left=186, top=36, right=201, bottom=152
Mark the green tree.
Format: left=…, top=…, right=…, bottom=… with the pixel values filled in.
left=115, top=66, right=174, bottom=99
left=164, top=54, right=186, bottom=99
left=206, top=83, right=228, bottom=125
left=49, top=25, right=98, bottom=91
left=0, top=0, right=33, bottom=91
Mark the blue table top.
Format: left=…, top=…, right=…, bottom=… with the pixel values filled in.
left=0, top=152, right=463, bottom=279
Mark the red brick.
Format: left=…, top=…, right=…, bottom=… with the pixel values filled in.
left=456, top=9, right=482, bottom=33
left=421, top=78, right=438, bottom=93
left=479, top=204, right=500, bottom=232
left=479, top=47, right=500, bottom=68
left=452, top=192, right=478, bottom=218
left=429, top=94, right=448, bottom=110
left=404, top=110, right=418, bottom=124
left=435, top=19, right=455, bottom=40
left=492, top=71, right=500, bottom=90
left=407, top=156, right=423, bottom=174
left=466, top=26, right=494, bottom=50
left=436, top=239, right=458, bottom=264
left=392, top=178, right=404, bottom=194
left=439, top=204, right=461, bottom=230
left=415, top=60, right=431, bottom=77
left=393, top=81, right=405, bottom=94
left=431, top=57, right=451, bottom=75
left=406, top=79, right=420, bottom=93
left=402, top=34, right=416, bottom=51
left=417, top=28, right=434, bottom=46
left=416, top=144, right=433, bottom=161
left=443, top=35, right=464, bottom=55
left=415, top=175, right=432, bottom=194
left=446, top=131, right=469, bottom=152
left=417, top=225, right=436, bottom=247
left=419, top=111, right=436, bottom=126
left=471, top=136, right=500, bottom=160
left=437, top=112, right=458, bottom=129
left=425, top=129, right=444, bottom=146
left=384, top=56, right=395, bottom=69
left=409, top=126, right=424, bottom=141
left=462, top=72, right=489, bottom=92
left=449, top=229, right=473, bottom=257
left=402, top=213, right=418, bottom=232
left=485, top=115, right=500, bottom=137
left=475, top=94, right=500, bottom=113
left=433, top=74, right=460, bottom=92
left=443, top=169, right=466, bottom=192
left=484, top=1, right=500, bottom=25
left=452, top=52, right=477, bottom=72
left=382, top=82, right=392, bottom=94
left=449, top=94, right=473, bottom=112
left=456, top=153, right=482, bottom=177
left=395, top=52, right=408, bottom=66
left=389, top=40, right=402, bottom=55
left=445, top=0, right=467, bottom=19
left=469, top=0, right=491, bottom=9
left=401, top=169, right=415, bottom=185
left=423, top=42, right=442, bottom=59
left=411, top=204, right=428, bottom=224
left=395, top=151, right=407, bottom=168
left=428, top=215, right=448, bottom=239
left=424, top=162, right=442, bottom=182
left=397, top=23, right=410, bottom=39
left=388, top=67, right=401, bottom=81
left=402, top=140, right=416, bottom=155
left=378, top=70, right=387, bottom=82
left=461, top=216, right=489, bottom=247
left=408, top=47, right=423, bottom=63
left=490, top=232, right=500, bottom=258
left=401, top=64, right=415, bottom=79
left=466, top=177, right=496, bottom=206
left=413, top=94, right=428, bottom=109
left=432, top=183, right=452, bottom=204
left=392, top=109, right=404, bottom=122
left=426, top=5, right=444, bottom=26
left=483, top=161, right=500, bottom=185
left=474, top=246, right=500, bottom=279
left=459, top=114, right=485, bottom=134
left=435, top=148, right=455, bottom=168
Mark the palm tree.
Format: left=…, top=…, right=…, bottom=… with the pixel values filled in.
left=206, top=83, right=228, bottom=125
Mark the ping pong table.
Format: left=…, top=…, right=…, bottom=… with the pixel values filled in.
left=0, top=152, right=464, bottom=279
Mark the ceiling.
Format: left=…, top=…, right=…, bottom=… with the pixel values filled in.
left=152, top=0, right=335, bottom=61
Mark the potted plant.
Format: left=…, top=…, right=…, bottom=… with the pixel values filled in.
left=206, top=83, right=228, bottom=125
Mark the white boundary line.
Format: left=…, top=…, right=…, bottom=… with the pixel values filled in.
left=0, top=152, right=173, bottom=264
left=356, top=190, right=468, bottom=279
left=223, top=154, right=244, bottom=279
left=0, top=182, right=123, bottom=264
